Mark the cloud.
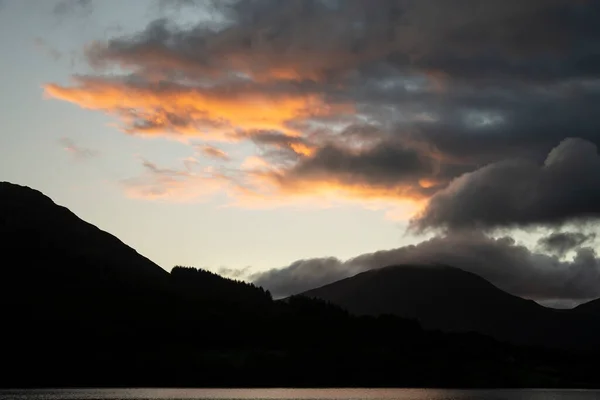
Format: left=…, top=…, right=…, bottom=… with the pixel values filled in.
left=197, top=144, right=229, bottom=160
left=252, top=231, right=600, bottom=307
left=119, top=150, right=422, bottom=221
left=38, top=0, right=600, bottom=308
left=276, top=140, right=440, bottom=194
left=82, top=2, right=379, bottom=82
left=59, top=137, right=98, bottom=160
left=246, top=130, right=316, bottom=157
left=82, top=1, right=600, bottom=85
left=411, top=138, right=600, bottom=231
left=218, top=266, right=252, bottom=280
left=52, top=0, right=93, bottom=17
left=156, top=0, right=229, bottom=13
left=44, top=0, right=600, bottom=213
left=45, top=77, right=342, bottom=140
left=537, top=232, right=597, bottom=258
left=121, top=158, right=228, bottom=202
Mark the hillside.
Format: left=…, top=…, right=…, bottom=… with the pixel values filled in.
left=0, top=182, right=168, bottom=287
left=573, top=298, right=600, bottom=316
left=0, top=182, right=172, bottom=322
left=301, top=264, right=600, bottom=349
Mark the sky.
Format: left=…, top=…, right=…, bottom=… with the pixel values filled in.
left=2, top=0, right=600, bottom=308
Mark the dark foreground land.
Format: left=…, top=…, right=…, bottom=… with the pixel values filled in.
left=2, top=182, right=600, bottom=388
left=6, top=285, right=600, bottom=389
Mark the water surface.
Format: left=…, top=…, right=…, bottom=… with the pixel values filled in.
left=1, top=388, right=599, bottom=400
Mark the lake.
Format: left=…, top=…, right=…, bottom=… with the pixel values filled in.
left=0, top=389, right=599, bottom=400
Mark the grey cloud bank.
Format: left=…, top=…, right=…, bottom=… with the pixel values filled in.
left=252, top=232, right=600, bottom=308
left=411, top=138, right=600, bottom=231
left=55, top=1, right=600, bottom=203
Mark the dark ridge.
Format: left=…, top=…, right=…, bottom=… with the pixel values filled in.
left=301, top=263, right=600, bottom=350
left=572, top=297, right=600, bottom=315
left=0, top=181, right=168, bottom=289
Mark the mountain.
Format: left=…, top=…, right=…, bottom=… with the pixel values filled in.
left=301, top=264, right=600, bottom=349
left=2, top=181, right=600, bottom=388
left=0, top=182, right=168, bottom=287
left=0, top=182, right=171, bottom=322
left=0, top=182, right=278, bottom=386
left=573, top=298, right=600, bottom=316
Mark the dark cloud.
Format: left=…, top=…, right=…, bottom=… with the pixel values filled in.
left=47, top=0, right=600, bottom=213
left=387, top=0, right=600, bottom=84
left=402, top=86, right=600, bottom=167
left=282, top=141, right=438, bottom=192
left=112, top=0, right=600, bottom=84
left=43, top=0, right=600, bottom=304
left=235, top=130, right=315, bottom=167
left=537, top=232, right=597, bottom=258
left=83, top=1, right=600, bottom=139
left=411, top=138, right=600, bottom=231
left=249, top=131, right=309, bottom=148
left=252, top=232, right=600, bottom=307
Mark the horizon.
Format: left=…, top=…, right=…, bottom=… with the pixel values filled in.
left=1, top=0, right=600, bottom=309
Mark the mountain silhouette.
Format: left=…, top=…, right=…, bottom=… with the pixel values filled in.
left=2, top=181, right=600, bottom=388
left=572, top=298, right=600, bottom=316
left=0, top=182, right=172, bottom=323
left=0, top=182, right=168, bottom=287
left=301, top=264, right=600, bottom=349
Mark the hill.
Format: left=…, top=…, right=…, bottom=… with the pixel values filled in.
left=0, top=182, right=168, bottom=287
left=572, top=298, right=600, bottom=316
left=301, top=264, right=600, bottom=349
left=0, top=182, right=172, bottom=322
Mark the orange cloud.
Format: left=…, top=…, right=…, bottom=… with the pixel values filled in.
left=418, top=178, right=443, bottom=189
left=44, top=77, right=345, bottom=140
left=289, top=142, right=316, bottom=157
left=122, top=156, right=427, bottom=221
left=219, top=166, right=428, bottom=221
left=276, top=177, right=426, bottom=208
left=43, top=4, right=450, bottom=215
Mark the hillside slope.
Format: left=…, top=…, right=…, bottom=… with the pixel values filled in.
left=0, top=182, right=168, bottom=286
left=302, top=264, right=600, bottom=348
left=0, top=182, right=171, bottom=322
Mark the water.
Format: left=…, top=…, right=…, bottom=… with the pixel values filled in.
left=0, top=389, right=598, bottom=400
